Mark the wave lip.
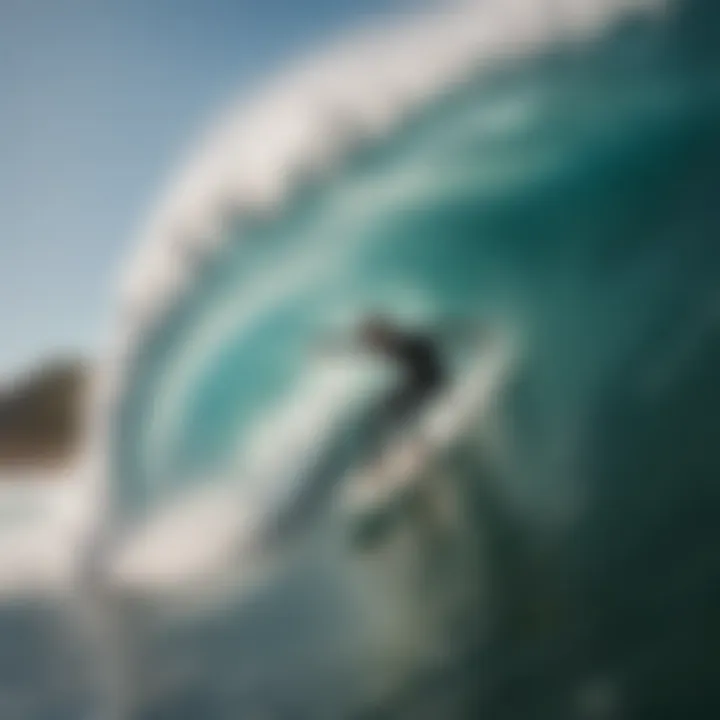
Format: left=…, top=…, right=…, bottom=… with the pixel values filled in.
left=113, top=0, right=665, bottom=347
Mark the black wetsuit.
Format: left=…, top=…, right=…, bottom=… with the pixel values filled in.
left=377, top=331, right=445, bottom=430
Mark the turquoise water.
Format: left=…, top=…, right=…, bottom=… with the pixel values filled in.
left=98, top=2, right=720, bottom=718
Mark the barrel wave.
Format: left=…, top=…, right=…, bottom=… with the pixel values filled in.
left=59, top=0, right=720, bottom=718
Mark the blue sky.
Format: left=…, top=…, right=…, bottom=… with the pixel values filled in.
left=0, top=0, right=410, bottom=376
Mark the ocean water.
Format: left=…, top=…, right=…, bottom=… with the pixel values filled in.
left=3, top=0, right=720, bottom=718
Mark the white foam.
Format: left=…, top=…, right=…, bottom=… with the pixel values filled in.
left=107, top=481, right=257, bottom=595
left=105, top=355, right=393, bottom=597
left=0, top=465, right=93, bottom=598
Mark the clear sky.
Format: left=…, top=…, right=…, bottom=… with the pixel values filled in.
left=0, top=0, right=410, bottom=377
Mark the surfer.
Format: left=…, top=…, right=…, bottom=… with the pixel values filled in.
left=317, top=312, right=492, bottom=468
left=318, top=315, right=451, bottom=463
left=357, top=316, right=446, bottom=434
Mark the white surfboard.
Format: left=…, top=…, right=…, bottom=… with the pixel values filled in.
left=341, top=336, right=515, bottom=520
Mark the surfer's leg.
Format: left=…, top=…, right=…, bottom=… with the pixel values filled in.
left=403, top=382, right=445, bottom=463
left=354, top=395, right=396, bottom=468
left=384, top=386, right=421, bottom=436
left=362, top=380, right=435, bottom=474
left=358, top=388, right=412, bottom=476
left=376, top=387, right=435, bottom=478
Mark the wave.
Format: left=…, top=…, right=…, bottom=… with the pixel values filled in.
left=95, top=0, right=667, bottom=521
left=1, top=0, right=703, bottom=717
